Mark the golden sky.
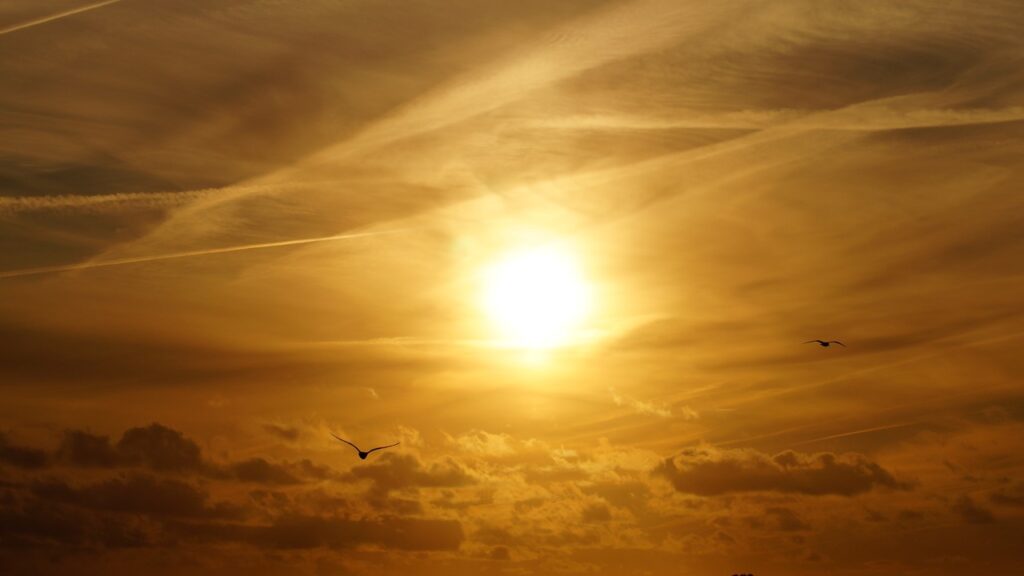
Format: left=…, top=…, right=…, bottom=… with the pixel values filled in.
left=2, top=1, right=1023, bottom=574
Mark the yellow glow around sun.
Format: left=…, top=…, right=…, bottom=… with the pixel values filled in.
left=481, top=244, right=592, bottom=349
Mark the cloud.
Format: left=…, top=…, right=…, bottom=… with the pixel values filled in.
left=583, top=479, right=652, bottom=513
left=293, top=459, right=337, bottom=481
left=0, top=433, right=48, bottom=469
left=654, top=446, right=908, bottom=496
left=263, top=515, right=464, bottom=551
left=294, top=0, right=748, bottom=163
left=31, top=474, right=240, bottom=519
left=952, top=495, right=995, bottom=525
left=0, top=228, right=400, bottom=280
left=172, top=514, right=464, bottom=551
left=0, top=190, right=211, bottom=216
left=489, top=545, right=511, bottom=560
left=763, top=507, right=811, bottom=531
left=4, top=469, right=460, bottom=553
left=53, top=424, right=330, bottom=485
left=794, top=104, right=1024, bottom=131
left=447, top=430, right=559, bottom=468
left=228, top=458, right=301, bottom=485
left=431, top=488, right=494, bottom=511
left=263, top=423, right=301, bottom=442
left=990, top=483, right=1024, bottom=508
left=0, top=499, right=150, bottom=549
left=52, top=424, right=218, bottom=478
left=343, top=453, right=475, bottom=498
left=0, top=0, right=124, bottom=37
left=581, top=502, right=613, bottom=523
left=609, top=387, right=677, bottom=418
left=533, top=106, right=1024, bottom=133
left=522, top=464, right=589, bottom=485
left=55, top=430, right=119, bottom=468
left=114, top=424, right=203, bottom=472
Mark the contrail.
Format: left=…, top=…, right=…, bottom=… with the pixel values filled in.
left=0, top=0, right=123, bottom=36
left=788, top=421, right=920, bottom=448
left=0, top=229, right=403, bottom=280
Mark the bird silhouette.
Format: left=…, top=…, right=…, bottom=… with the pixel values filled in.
left=331, top=433, right=399, bottom=459
left=804, top=339, right=845, bottom=348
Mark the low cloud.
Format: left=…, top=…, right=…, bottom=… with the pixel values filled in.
left=763, top=506, right=811, bottom=531
left=4, top=473, right=461, bottom=553
left=952, top=495, right=995, bottom=525
left=56, top=425, right=202, bottom=472
left=343, top=453, right=475, bottom=498
left=32, top=474, right=241, bottom=519
left=228, top=458, right=301, bottom=485
left=0, top=433, right=48, bottom=470
left=581, top=502, right=613, bottom=523
left=584, top=479, right=652, bottom=513
left=116, top=424, right=203, bottom=471
left=54, top=424, right=328, bottom=484
left=989, top=482, right=1024, bottom=508
left=431, top=488, right=494, bottom=511
left=263, top=424, right=301, bottom=442
left=55, top=430, right=118, bottom=468
left=654, top=446, right=908, bottom=496
left=0, top=499, right=151, bottom=549
left=171, top=514, right=464, bottom=551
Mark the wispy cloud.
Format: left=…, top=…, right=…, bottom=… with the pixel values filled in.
left=0, top=228, right=406, bottom=279
left=609, top=386, right=683, bottom=419
left=0, top=0, right=124, bottom=36
left=0, top=189, right=210, bottom=215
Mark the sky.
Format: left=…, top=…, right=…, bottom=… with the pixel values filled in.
left=1, top=1, right=1023, bottom=574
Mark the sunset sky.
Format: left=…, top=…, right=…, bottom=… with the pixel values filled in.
left=2, top=1, right=1024, bottom=575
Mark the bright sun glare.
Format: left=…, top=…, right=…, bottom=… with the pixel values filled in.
left=482, top=245, right=592, bottom=349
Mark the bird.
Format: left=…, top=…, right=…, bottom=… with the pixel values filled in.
left=331, top=433, right=399, bottom=459
left=804, top=339, right=845, bottom=348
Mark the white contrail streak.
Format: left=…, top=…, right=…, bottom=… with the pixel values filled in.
left=788, top=421, right=921, bottom=448
left=0, top=0, right=123, bottom=36
left=0, top=229, right=403, bottom=280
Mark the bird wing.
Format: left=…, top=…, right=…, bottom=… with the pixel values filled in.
left=330, top=433, right=361, bottom=453
left=366, top=442, right=400, bottom=454
left=803, top=340, right=822, bottom=344
left=830, top=341, right=846, bottom=347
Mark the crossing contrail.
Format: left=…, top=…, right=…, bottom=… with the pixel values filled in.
left=0, top=0, right=124, bottom=36
left=0, top=229, right=403, bottom=280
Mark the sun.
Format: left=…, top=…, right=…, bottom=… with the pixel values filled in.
left=481, top=244, right=592, bottom=349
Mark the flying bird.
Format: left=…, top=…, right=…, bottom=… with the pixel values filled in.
left=331, top=433, right=399, bottom=459
left=804, top=339, right=846, bottom=348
